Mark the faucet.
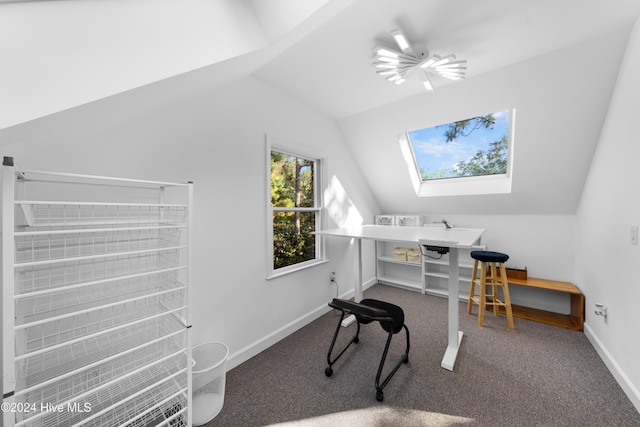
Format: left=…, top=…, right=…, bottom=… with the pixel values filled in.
left=442, top=219, right=452, bottom=229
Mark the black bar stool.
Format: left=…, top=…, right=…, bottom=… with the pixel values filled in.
left=467, top=251, right=514, bottom=329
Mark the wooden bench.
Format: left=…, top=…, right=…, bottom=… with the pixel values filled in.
left=483, top=274, right=585, bottom=330
left=497, top=277, right=585, bottom=331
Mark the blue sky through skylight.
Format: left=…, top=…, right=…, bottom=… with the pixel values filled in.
left=408, top=110, right=509, bottom=179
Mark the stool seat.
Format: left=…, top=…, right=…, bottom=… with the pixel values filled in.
left=467, top=250, right=514, bottom=329
left=470, top=250, right=509, bottom=263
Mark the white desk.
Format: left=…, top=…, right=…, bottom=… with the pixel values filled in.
left=316, top=225, right=485, bottom=371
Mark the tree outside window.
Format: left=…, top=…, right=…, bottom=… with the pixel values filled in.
left=407, top=110, right=510, bottom=181
left=270, top=150, right=319, bottom=271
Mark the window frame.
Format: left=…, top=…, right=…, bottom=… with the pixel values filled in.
left=400, top=109, right=516, bottom=197
left=265, top=135, right=327, bottom=279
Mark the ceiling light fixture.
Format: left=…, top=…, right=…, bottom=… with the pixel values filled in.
left=373, top=29, right=467, bottom=91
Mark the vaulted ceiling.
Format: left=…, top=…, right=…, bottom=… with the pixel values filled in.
left=3, top=0, right=640, bottom=215
left=254, top=0, right=640, bottom=120
left=4, top=0, right=640, bottom=128
left=0, top=0, right=343, bottom=129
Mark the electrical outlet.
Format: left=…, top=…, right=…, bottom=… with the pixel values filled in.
left=594, top=303, right=607, bottom=318
left=631, top=225, right=638, bottom=245
left=330, top=272, right=336, bottom=282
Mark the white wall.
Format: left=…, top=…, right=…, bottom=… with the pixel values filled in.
left=419, top=214, right=575, bottom=313
left=575, top=18, right=640, bottom=412
left=0, top=74, right=379, bottom=370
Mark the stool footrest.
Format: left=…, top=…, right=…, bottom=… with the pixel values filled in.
left=467, top=258, right=515, bottom=329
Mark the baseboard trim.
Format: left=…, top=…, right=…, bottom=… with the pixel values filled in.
left=584, top=322, right=640, bottom=412
left=226, top=277, right=377, bottom=371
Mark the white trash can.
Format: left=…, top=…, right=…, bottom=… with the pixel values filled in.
left=192, top=342, right=229, bottom=426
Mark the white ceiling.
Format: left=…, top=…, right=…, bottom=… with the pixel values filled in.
left=253, top=0, right=640, bottom=120
left=0, top=0, right=338, bottom=129
left=3, top=0, right=640, bottom=216
left=4, top=0, right=640, bottom=128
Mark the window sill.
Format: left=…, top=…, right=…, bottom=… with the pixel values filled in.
left=417, top=173, right=512, bottom=197
left=267, top=258, right=329, bottom=280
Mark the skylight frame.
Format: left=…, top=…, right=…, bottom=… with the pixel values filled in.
left=400, top=109, right=516, bottom=197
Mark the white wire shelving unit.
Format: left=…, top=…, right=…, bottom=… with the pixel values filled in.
left=2, top=157, right=193, bottom=427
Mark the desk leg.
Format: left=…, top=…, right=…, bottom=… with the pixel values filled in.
left=355, top=237, right=363, bottom=302
left=441, top=247, right=463, bottom=371
left=342, top=238, right=362, bottom=328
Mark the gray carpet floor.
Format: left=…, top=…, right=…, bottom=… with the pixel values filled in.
left=206, top=284, right=640, bottom=426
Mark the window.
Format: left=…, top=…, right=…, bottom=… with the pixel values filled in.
left=401, top=109, right=515, bottom=196
left=266, top=136, right=324, bottom=277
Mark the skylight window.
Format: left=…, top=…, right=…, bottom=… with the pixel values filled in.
left=401, top=109, right=515, bottom=197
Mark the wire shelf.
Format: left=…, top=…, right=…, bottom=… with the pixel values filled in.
left=115, top=394, right=188, bottom=427
left=16, top=202, right=188, bottom=228
left=15, top=352, right=188, bottom=427
left=4, top=165, right=192, bottom=427
left=15, top=226, right=184, bottom=265
left=15, top=251, right=183, bottom=296
left=18, top=332, right=186, bottom=417
left=17, top=315, right=185, bottom=392
left=15, top=271, right=183, bottom=324
left=18, top=286, right=187, bottom=356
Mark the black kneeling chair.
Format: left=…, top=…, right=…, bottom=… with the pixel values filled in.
left=325, top=298, right=410, bottom=401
